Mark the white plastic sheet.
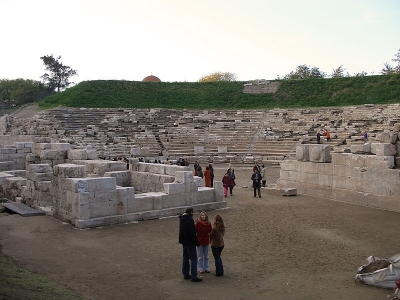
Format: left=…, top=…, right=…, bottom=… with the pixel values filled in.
left=355, top=253, right=400, bottom=289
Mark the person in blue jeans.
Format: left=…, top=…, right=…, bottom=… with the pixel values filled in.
left=210, top=213, right=225, bottom=277
left=179, top=207, right=202, bottom=282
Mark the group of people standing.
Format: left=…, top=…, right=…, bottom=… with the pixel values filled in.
left=194, top=161, right=215, bottom=188
left=179, top=208, right=225, bottom=282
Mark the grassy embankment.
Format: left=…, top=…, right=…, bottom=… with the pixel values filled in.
left=38, top=74, right=400, bottom=110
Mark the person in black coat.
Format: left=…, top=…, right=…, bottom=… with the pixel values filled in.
left=251, top=169, right=262, bottom=198
left=179, top=207, right=202, bottom=282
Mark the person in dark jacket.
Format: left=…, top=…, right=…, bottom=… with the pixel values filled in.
left=251, top=169, right=262, bottom=198
left=179, top=207, right=202, bottom=282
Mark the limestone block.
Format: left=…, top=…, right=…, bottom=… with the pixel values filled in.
left=396, top=157, right=400, bottom=167
left=14, top=142, right=25, bottom=149
left=35, top=181, right=52, bottom=192
left=280, top=160, right=296, bottom=171
left=194, top=176, right=203, bottom=187
left=394, top=123, right=400, bottom=132
left=194, top=188, right=216, bottom=204
left=73, top=203, right=90, bottom=220
left=130, top=147, right=140, bottom=155
left=364, top=155, right=395, bottom=169
left=0, top=172, right=14, bottom=187
left=163, top=182, right=184, bottom=194
left=140, top=147, right=150, bottom=155
left=0, top=161, right=13, bottom=171
left=351, top=143, right=371, bottom=154
left=68, top=149, right=87, bottom=160
left=279, top=170, right=293, bottom=181
left=280, top=188, right=297, bottom=196
left=0, top=148, right=16, bottom=154
left=194, top=146, right=204, bottom=154
left=162, top=192, right=188, bottom=208
left=54, top=164, right=87, bottom=178
left=32, top=143, right=51, bottom=154
left=371, top=143, right=397, bottom=156
left=28, top=164, right=53, bottom=174
left=309, top=144, right=331, bottom=162
left=147, top=164, right=166, bottom=174
left=174, top=171, right=194, bottom=184
left=27, top=172, right=53, bottom=181
left=346, top=154, right=366, bottom=168
left=90, top=199, right=120, bottom=218
left=319, top=174, right=332, bottom=187
left=92, top=161, right=126, bottom=176
left=380, top=131, right=398, bottom=144
left=296, top=145, right=309, bottom=161
left=87, top=150, right=98, bottom=160
left=73, top=177, right=117, bottom=193
left=127, top=194, right=155, bottom=212
left=116, top=187, right=135, bottom=201
left=218, top=146, right=227, bottom=153
left=165, top=164, right=190, bottom=176
left=51, top=143, right=71, bottom=151
left=41, top=149, right=67, bottom=160
left=332, top=175, right=347, bottom=190
left=26, top=154, right=40, bottom=162
left=104, top=171, right=131, bottom=187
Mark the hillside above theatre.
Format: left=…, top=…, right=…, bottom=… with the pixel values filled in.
left=38, top=75, right=400, bottom=110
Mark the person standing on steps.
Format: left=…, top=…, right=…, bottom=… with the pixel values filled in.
left=260, top=165, right=267, bottom=187
left=179, top=207, right=202, bottom=282
left=324, top=129, right=331, bottom=142
left=317, top=132, right=321, bottom=144
left=251, top=168, right=262, bottom=198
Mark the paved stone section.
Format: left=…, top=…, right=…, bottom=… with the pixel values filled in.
left=2, top=202, right=44, bottom=216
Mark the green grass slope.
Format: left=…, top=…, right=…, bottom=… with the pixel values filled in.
left=39, top=75, right=400, bottom=110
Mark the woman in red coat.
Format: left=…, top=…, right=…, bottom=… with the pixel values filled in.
left=195, top=211, right=212, bottom=273
left=203, top=166, right=212, bottom=187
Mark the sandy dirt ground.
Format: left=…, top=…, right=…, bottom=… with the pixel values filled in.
left=0, top=165, right=399, bottom=300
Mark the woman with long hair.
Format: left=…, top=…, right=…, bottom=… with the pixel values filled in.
left=210, top=213, right=225, bottom=277
left=195, top=211, right=212, bottom=274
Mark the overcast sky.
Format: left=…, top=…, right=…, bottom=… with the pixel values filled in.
left=1, top=0, right=399, bottom=83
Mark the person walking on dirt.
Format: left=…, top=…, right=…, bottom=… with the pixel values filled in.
left=251, top=169, right=262, bottom=198
left=228, top=168, right=236, bottom=196
left=179, top=207, right=202, bottom=282
left=222, top=172, right=234, bottom=198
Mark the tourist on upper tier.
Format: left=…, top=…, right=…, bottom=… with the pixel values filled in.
left=363, top=131, right=368, bottom=143
left=324, top=129, right=331, bottom=142
left=317, top=132, right=321, bottom=144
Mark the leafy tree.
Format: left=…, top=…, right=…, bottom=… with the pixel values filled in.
left=0, top=79, right=51, bottom=108
left=330, top=65, right=349, bottom=78
left=380, top=49, right=400, bottom=75
left=380, top=62, right=396, bottom=75
left=281, top=65, right=326, bottom=79
left=354, top=71, right=368, bottom=77
left=40, top=54, right=77, bottom=92
left=198, top=72, right=237, bottom=82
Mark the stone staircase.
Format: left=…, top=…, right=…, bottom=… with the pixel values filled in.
left=2, top=104, right=400, bottom=164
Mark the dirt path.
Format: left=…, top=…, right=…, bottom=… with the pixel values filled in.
left=0, top=166, right=397, bottom=300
